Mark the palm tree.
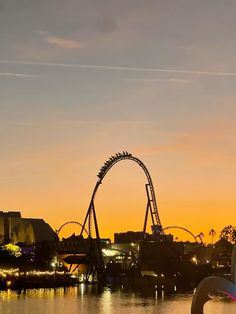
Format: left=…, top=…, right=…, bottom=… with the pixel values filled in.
left=209, top=229, right=216, bottom=245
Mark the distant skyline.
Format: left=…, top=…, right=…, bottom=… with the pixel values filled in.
left=1, top=1, right=236, bottom=241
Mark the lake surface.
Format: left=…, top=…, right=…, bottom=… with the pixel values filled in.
left=0, top=286, right=236, bottom=314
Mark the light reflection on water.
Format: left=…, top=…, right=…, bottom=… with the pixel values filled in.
left=0, top=286, right=236, bottom=314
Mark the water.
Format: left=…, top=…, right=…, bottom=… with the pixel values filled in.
left=0, top=286, right=236, bottom=314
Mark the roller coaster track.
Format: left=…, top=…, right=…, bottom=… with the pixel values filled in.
left=161, top=226, right=199, bottom=243
left=81, top=151, right=162, bottom=237
left=57, top=221, right=89, bottom=237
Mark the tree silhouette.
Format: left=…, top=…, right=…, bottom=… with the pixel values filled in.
left=209, top=229, right=216, bottom=245
left=220, top=225, right=236, bottom=244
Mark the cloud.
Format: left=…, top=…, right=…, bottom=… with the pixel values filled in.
left=0, top=59, right=236, bottom=77
left=135, top=122, right=236, bottom=166
left=45, top=36, right=85, bottom=49
left=57, top=120, right=145, bottom=126
left=95, top=16, right=116, bottom=34
left=123, top=78, right=191, bottom=83
left=0, top=72, right=36, bottom=78
left=0, top=119, right=149, bottom=129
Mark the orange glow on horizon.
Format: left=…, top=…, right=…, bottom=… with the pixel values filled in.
left=1, top=151, right=234, bottom=245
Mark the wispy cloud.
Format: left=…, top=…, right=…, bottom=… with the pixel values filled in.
left=0, top=119, right=148, bottom=128
left=124, top=78, right=191, bottom=83
left=0, top=72, right=36, bottom=78
left=1, top=60, right=236, bottom=77
left=136, top=124, right=236, bottom=166
left=45, top=36, right=85, bottom=49
left=59, top=119, right=148, bottom=126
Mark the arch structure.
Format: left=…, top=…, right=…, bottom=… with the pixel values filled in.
left=81, top=151, right=163, bottom=238
left=57, top=221, right=89, bottom=237
left=161, top=226, right=199, bottom=243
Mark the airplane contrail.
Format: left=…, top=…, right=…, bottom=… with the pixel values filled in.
left=0, top=72, right=36, bottom=78
left=0, top=59, right=236, bottom=77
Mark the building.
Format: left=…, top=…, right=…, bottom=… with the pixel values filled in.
left=114, top=230, right=176, bottom=244
left=114, top=231, right=146, bottom=244
left=196, top=238, right=233, bottom=267
left=0, top=211, right=58, bottom=245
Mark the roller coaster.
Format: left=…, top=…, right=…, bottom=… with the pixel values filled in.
left=161, top=226, right=198, bottom=243
left=70, top=151, right=164, bottom=282
left=56, top=221, right=89, bottom=238
left=81, top=151, right=163, bottom=239
left=56, top=151, right=203, bottom=282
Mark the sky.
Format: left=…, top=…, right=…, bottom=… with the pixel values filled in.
left=0, top=0, right=236, bottom=242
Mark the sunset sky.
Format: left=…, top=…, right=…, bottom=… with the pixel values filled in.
left=1, top=1, right=236, bottom=242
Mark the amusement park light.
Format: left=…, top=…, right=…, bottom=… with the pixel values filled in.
left=191, top=256, right=198, bottom=264
left=102, top=248, right=117, bottom=257
left=0, top=268, right=19, bottom=277
left=3, top=243, right=21, bottom=257
left=141, top=270, right=158, bottom=277
left=6, top=280, right=12, bottom=288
